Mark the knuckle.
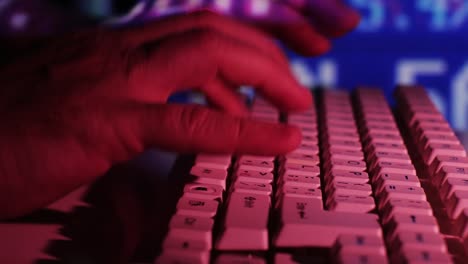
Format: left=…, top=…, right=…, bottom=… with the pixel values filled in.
left=193, top=28, right=222, bottom=45
left=178, top=106, right=215, bottom=142
left=182, top=106, right=212, bottom=133
left=190, top=28, right=224, bottom=53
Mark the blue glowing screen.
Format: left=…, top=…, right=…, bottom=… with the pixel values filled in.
left=289, top=0, right=468, bottom=130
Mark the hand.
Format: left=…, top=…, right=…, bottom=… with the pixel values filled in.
left=0, top=11, right=311, bottom=219
left=243, top=0, right=360, bottom=56
left=187, top=0, right=360, bottom=56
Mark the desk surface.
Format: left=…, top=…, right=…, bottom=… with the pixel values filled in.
left=1, top=132, right=468, bottom=264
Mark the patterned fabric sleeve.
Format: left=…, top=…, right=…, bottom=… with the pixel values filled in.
left=0, top=0, right=302, bottom=36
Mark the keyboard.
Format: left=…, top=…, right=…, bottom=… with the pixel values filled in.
left=1, top=86, right=468, bottom=264
left=155, top=86, right=468, bottom=264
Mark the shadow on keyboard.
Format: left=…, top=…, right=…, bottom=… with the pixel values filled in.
left=3, top=153, right=190, bottom=264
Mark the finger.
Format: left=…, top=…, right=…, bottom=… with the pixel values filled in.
left=289, top=0, right=361, bottom=38
left=115, top=10, right=289, bottom=68
left=243, top=2, right=331, bottom=56
left=122, top=103, right=301, bottom=155
left=203, top=78, right=250, bottom=117
left=127, top=28, right=312, bottom=112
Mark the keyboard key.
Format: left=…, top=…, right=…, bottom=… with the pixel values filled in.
left=333, top=234, right=386, bottom=256
left=214, top=254, right=266, bottom=264
left=371, top=161, right=416, bottom=176
left=376, top=184, right=426, bottom=202
left=235, top=169, right=274, bottom=184
left=231, top=181, right=272, bottom=196
left=372, top=173, right=420, bottom=188
left=394, top=248, right=453, bottom=264
left=183, top=183, right=224, bottom=201
left=327, top=169, right=370, bottom=184
left=216, top=193, right=270, bottom=250
left=281, top=153, right=320, bottom=166
left=385, top=213, right=440, bottom=239
left=429, top=155, right=468, bottom=175
left=280, top=163, right=320, bottom=177
left=325, top=181, right=373, bottom=196
left=415, top=123, right=455, bottom=138
left=433, top=165, right=468, bottom=187
left=364, top=132, right=404, bottom=145
left=236, top=158, right=274, bottom=172
left=279, top=172, right=321, bottom=188
left=454, top=208, right=468, bottom=238
left=413, top=119, right=451, bottom=132
left=168, top=215, right=214, bottom=249
left=239, top=155, right=275, bottom=161
left=275, top=207, right=381, bottom=247
left=361, top=124, right=399, bottom=134
left=300, top=129, right=319, bottom=137
left=440, top=177, right=468, bottom=201
left=325, top=159, right=367, bottom=172
left=322, top=132, right=361, bottom=144
left=277, top=185, right=322, bottom=200
left=389, top=231, right=447, bottom=253
left=274, top=253, right=299, bottom=264
left=324, top=111, right=354, bottom=120
left=290, top=145, right=319, bottom=155
left=446, top=190, right=468, bottom=219
left=292, top=120, right=317, bottom=130
left=162, top=236, right=210, bottom=252
left=156, top=249, right=210, bottom=264
left=335, top=251, right=389, bottom=264
left=365, top=142, right=408, bottom=155
left=325, top=118, right=356, bottom=127
left=323, top=149, right=365, bottom=161
left=408, top=112, right=444, bottom=127
left=368, top=151, right=411, bottom=164
left=379, top=198, right=433, bottom=221
left=189, top=166, right=228, bottom=189
left=176, top=197, right=219, bottom=218
left=423, top=143, right=467, bottom=165
left=195, top=154, right=231, bottom=169
left=323, top=140, right=362, bottom=151
left=326, top=194, right=375, bottom=213
left=289, top=114, right=316, bottom=123
left=363, top=108, right=395, bottom=121
left=420, top=134, right=461, bottom=151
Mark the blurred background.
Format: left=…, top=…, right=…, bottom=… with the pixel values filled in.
left=1, top=0, right=467, bottom=130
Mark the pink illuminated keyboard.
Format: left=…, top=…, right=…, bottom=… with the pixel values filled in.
left=157, top=87, right=468, bottom=264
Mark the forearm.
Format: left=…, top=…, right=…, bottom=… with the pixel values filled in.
left=0, top=131, right=31, bottom=219
left=0, top=128, right=109, bottom=220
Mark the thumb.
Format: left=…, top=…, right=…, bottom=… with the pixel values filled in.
left=124, top=103, right=301, bottom=155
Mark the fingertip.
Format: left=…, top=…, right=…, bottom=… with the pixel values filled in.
left=317, top=39, right=332, bottom=54
left=348, top=10, right=362, bottom=29
left=282, top=84, right=313, bottom=112
left=298, top=87, right=314, bottom=110
left=275, top=22, right=331, bottom=57
left=277, top=124, right=302, bottom=153
left=294, top=37, right=331, bottom=57
left=327, top=9, right=362, bottom=38
left=339, top=9, right=361, bottom=35
left=236, top=121, right=302, bottom=156
left=301, top=41, right=331, bottom=57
